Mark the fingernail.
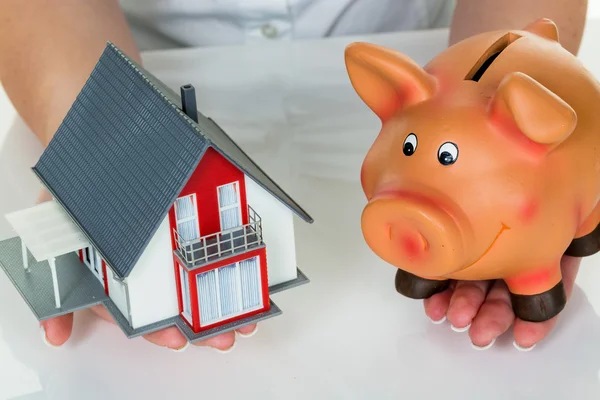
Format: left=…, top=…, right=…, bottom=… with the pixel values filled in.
left=429, top=315, right=446, bottom=325
left=513, top=341, right=536, bottom=352
left=214, top=341, right=237, bottom=354
left=451, top=323, right=470, bottom=332
left=237, top=325, right=259, bottom=338
left=171, top=341, right=189, bottom=352
left=40, top=325, right=60, bottom=348
left=471, top=338, right=495, bottom=351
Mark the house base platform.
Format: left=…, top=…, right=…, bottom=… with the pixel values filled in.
left=269, top=267, right=310, bottom=294
left=0, top=236, right=109, bottom=320
left=103, top=297, right=282, bottom=343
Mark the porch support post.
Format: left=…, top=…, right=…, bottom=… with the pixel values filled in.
left=49, top=257, right=61, bottom=308
left=21, top=239, right=29, bottom=270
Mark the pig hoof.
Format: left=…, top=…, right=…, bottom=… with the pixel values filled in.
left=510, top=281, right=566, bottom=323
left=395, top=269, right=450, bottom=299
left=565, top=223, right=600, bottom=257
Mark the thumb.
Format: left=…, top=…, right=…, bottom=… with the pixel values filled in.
left=41, top=314, right=74, bottom=347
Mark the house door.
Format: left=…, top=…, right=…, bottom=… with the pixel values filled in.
left=196, top=256, right=263, bottom=327
left=217, top=182, right=242, bottom=231
left=175, top=194, right=200, bottom=242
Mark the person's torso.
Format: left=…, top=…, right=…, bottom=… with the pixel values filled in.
left=119, top=0, right=456, bottom=50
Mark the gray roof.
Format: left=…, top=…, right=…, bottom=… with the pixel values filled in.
left=33, top=42, right=312, bottom=279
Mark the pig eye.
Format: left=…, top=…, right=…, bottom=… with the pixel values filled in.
left=438, top=142, right=459, bottom=165
left=403, top=133, right=417, bottom=156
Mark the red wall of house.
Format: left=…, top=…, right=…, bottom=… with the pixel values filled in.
left=174, top=247, right=270, bottom=333
left=168, top=146, right=249, bottom=252
left=101, top=260, right=109, bottom=296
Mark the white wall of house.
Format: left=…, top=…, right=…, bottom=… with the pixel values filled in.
left=79, top=247, right=130, bottom=324
left=126, top=216, right=180, bottom=329
left=244, top=176, right=298, bottom=287
left=106, top=267, right=129, bottom=321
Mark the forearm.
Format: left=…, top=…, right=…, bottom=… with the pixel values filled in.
left=449, top=0, right=588, bottom=55
left=0, top=0, right=141, bottom=146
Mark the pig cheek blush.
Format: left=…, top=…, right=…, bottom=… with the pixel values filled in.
left=345, top=17, right=600, bottom=326
left=519, top=199, right=540, bottom=224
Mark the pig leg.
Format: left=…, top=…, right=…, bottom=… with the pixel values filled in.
left=565, top=204, right=600, bottom=256
left=395, top=269, right=450, bottom=299
left=566, top=222, right=600, bottom=256
left=504, top=266, right=566, bottom=323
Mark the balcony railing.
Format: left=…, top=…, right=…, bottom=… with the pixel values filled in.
left=174, top=205, right=264, bottom=268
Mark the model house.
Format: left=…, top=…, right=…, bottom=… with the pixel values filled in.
left=0, top=42, right=313, bottom=342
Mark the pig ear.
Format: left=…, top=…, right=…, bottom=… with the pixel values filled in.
left=523, top=18, right=559, bottom=42
left=489, top=72, right=576, bottom=146
left=344, top=42, right=436, bottom=121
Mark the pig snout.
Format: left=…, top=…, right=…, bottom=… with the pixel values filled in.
left=361, top=193, right=464, bottom=276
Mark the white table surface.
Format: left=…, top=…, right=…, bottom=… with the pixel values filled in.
left=2, top=21, right=600, bottom=400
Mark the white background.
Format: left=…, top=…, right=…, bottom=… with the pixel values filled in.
left=590, top=0, right=600, bottom=18
left=1, top=7, right=600, bottom=400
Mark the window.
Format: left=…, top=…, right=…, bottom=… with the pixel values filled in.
left=175, top=194, right=200, bottom=241
left=82, top=247, right=104, bottom=286
left=179, top=266, right=192, bottom=323
left=84, top=247, right=98, bottom=272
left=196, top=256, right=262, bottom=326
left=217, top=182, right=242, bottom=231
left=94, top=249, right=101, bottom=273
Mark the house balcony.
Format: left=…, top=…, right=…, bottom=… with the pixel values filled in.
left=173, top=205, right=264, bottom=269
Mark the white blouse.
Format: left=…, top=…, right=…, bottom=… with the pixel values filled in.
left=119, top=0, right=456, bottom=50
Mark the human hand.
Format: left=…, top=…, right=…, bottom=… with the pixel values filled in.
left=423, top=255, right=581, bottom=351
left=36, top=189, right=257, bottom=352
left=41, top=305, right=257, bottom=352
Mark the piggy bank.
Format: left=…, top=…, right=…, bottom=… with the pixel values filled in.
left=344, top=18, right=600, bottom=323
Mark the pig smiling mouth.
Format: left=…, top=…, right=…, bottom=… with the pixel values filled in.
left=454, top=222, right=511, bottom=273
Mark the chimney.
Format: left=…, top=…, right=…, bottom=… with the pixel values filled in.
left=180, top=84, right=198, bottom=123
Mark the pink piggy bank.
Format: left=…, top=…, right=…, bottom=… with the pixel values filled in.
left=344, top=18, right=600, bottom=323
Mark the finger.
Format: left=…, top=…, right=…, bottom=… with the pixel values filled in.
left=513, top=316, right=558, bottom=351
left=469, top=280, right=515, bottom=349
left=142, top=326, right=189, bottom=351
left=423, top=285, right=454, bottom=323
left=89, top=304, right=117, bottom=325
left=513, top=256, right=581, bottom=351
left=560, top=255, right=581, bottom=299
left=192, top=331, right=236, bottom=352
left=446, top=280, right=493, bottom=331
left=40, top=313, right=74, bottom=347
left=236, top=323, right=258, bottom=337
left=90, top=303, right=236, bottom=352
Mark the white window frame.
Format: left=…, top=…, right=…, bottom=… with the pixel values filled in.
left=82, top=247, right=104, bottom=288
left=216, top=181, right=243, bottom=232
left=94, top=249, right=102, bottom=274
left=197, top=256, right=263, bottom=327
left=83, top=247, right=93, bottom=270
left=174, top=193, right=200, bottom=241
left=179, top=265, right=192, bottom=324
